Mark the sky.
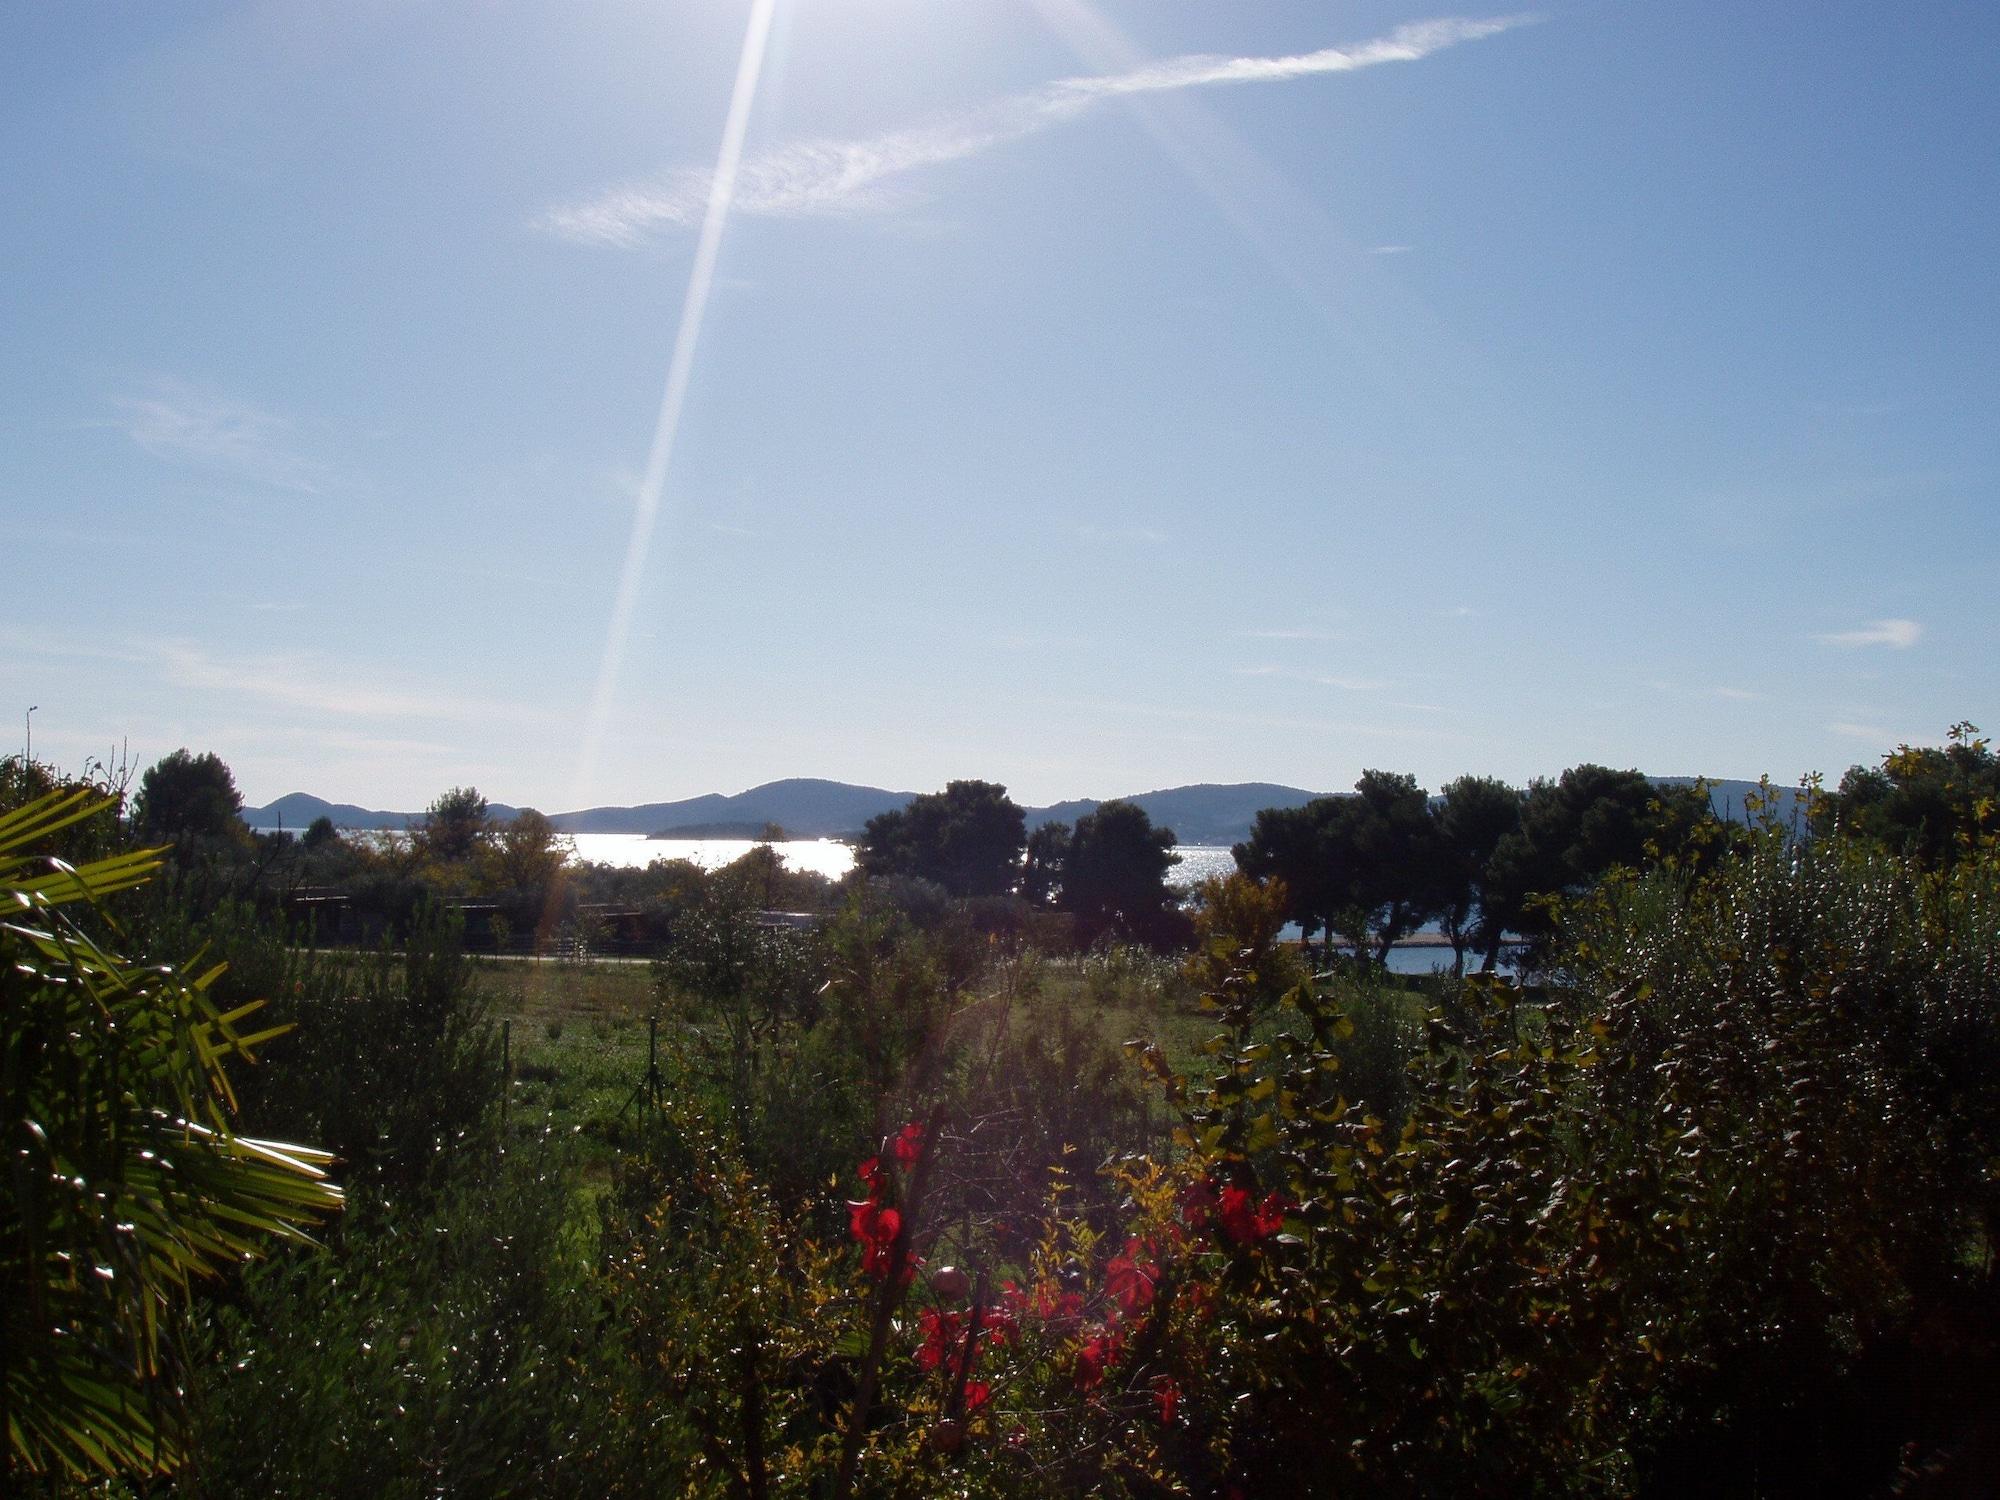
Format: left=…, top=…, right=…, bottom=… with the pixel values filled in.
left=3, top=0, right=1995, bottom=812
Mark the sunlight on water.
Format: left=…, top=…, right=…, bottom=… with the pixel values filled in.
left=568, top=834, right=1241, bottom=887
left=569, top=833, right=857, bottom=879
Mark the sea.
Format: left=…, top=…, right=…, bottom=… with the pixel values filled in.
left=264, top=831, right=1479, bottom=976
left=565, top=832, right=1240, bottom=889
left=568, top=836, right=1480, bottom=975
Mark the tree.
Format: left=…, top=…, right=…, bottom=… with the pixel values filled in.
left=1480, top=764, right=1715, bottom=965
left=1186, top=872, right=1301, bottom=1002
left=2, top=788, right=340, bottom=1482
left=1020, top=821, right=1071, bottom=907
left=419, top=786, right=491, bottom=864
left=1323, top=770, right=1448, bottom=965
left=857, top=781, right=1027, bottom=898
left=485, top=808, right=571, bottom=895
left=1238, top=775, right=1446, bottom=967
left=1060, top=800, right=1184, bottom=947
left=1235, top=802, right=1338, bottom=954
left=1433, top=776, right=1523, bottom=974
left=1821, top=722, right=2000, bottom=867
left=131, top=748, right=248, bottom=855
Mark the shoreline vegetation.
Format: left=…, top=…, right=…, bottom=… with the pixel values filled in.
left=7, top=729, right=2000, bottom=1496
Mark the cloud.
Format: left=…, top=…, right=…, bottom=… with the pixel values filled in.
left=1234, top=665, right=1386, bottom=692
left=1830, top=721, right=1894, bottom=741
left=1814, top=618, right=1923, bottom=650
left=3, top=629, right=539, bottom=727
left=113, top=381, right=327, bottom=493
left=539, top=15, right=1536, bottom=245
left=146, top=641, right=550, bottom=724
left=1712, top=686, right=1760, bottom=701
left=1075, top=522, right=1168, bottom=545
left=1235, top=627, right=1344, bottom=641
left=1367, top=243, right=1413, bottom=255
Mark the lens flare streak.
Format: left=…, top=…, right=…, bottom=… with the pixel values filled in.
left=572, top=0, right=780, bottom=804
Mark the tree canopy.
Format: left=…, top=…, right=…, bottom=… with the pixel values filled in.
left=857, top=781, right=1027, bottom=898
left=1058, top=799, right=1184, bottom=947
left=1822, top=722, right=2000, bottom=867
left=132, top=749, right=247, bottom=853
left=1235, top=772, right=1449, bottom=963
left=419, top=785, right=492, bottom=864
left=1432, top=775, right=1524, bottom=972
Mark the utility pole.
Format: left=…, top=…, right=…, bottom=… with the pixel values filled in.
left=24, top=705, right=36, bottom=765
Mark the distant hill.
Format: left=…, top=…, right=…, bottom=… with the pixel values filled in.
left=558, top=778, right=915, bottom=837
left=1027, top=782, right=1328, bottom=845
left=244, top=792, right=412, bottom=831
left=243, top=791, right=527, bottom=831
left=1662, top=777, right=1808, bottom=829
left=245, top=775, right=1809, bottom=847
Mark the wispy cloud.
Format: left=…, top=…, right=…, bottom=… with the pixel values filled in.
left=1815, top=618, right=1923, bottom=650
left=1830, top=721, right=1895, bottom=741
left=1235, top=665, right=1386, bottom=692
left=1235, top=627, right=1345, bottom=641
left=1647, top=679, right=1763, bottom=703
left=1366, top=243, right=1414, bottom=255
left=112, top=381, right=327, bottom=493
left=1075, top=523, right=1168, bottom=545
left=539, top=15, right=1536, bottom=245
left=147, top=641, right=560, bottom=726
left=4, top=629, right=540, bottom=727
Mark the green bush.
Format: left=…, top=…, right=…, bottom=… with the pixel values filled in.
left=148, top=900, right=503, bottom=1198
left=188, top=1134, right=601, bottom=1497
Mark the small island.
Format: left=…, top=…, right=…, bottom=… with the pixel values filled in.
left=648, top=820, right=791, bottom=841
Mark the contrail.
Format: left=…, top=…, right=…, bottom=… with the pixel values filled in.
left=540, top=15, right=1536, bottom=245
left=570, top=0, right=780, bottom=804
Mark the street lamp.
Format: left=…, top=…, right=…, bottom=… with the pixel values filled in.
left=25, top=705, right=36, bottom=765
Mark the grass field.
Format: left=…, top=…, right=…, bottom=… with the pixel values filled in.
left=478, top=946, right=1438, bottom=1180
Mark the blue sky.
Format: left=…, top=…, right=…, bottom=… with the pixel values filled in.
left=4, top=0, right=1994, bottom=811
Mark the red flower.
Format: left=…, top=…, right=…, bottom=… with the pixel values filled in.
left=857, top=1156, right=884, bottom=1194
left=917, top=1306, right=963, bottom=1371
left=1210, top=1182, right=1293, bottom=1247
left=1253, top=1191, right=1292, bottom=1239
left=1179, top=1176, right=1218, bottom=1227
left=1002, top=1278, right=1082, bottom=1331
left=1215, top=1185, right=1258, bottom=1246
left=1105, top=1237, right=1158, bottom=1319
left=848, top=1199, right=901, bottom=1278
left=889, top=1120, right=925, bottom=1168
left=1073, top=1325, right=1123, bottom=1389
left=1151, top=1374, right=1181, bottom=1425
left=963, top=1379, right=991, bottom=1413
left=980, top=1302, right=1017, bottom=1348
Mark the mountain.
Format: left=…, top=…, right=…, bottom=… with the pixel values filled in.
left=554, top=778, right=915, bottom=837
left=1026, top=782, right=1327, bottom=845
left=243, top=791, right=525, bottom=831
left=244, top=775, right=1809, bottom=848
left=243, top=792, right=414, bottom=831
left=1662, top=777, right=1808, bottom=829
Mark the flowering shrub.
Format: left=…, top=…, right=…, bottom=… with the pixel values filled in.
left=590, top=845, right=2000, bottom=1497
